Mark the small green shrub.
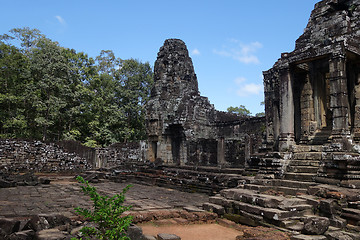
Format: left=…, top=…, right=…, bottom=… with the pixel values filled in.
left=72, top=176, right=133, bottom=240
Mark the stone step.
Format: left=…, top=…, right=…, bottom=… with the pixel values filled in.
left=284, top=173, right=316, bottom=182
left=231, top=200, right=306, bottom=222
left=292, top=145, right=323, bottom=153
left=341, top=208, right=360, bottom=223
left=292, top=152, right=322, bottom=161
left=287, top=166, right=319, bottom=173
left=275, top=186, right=308, bottom=195
left=220, top=188, right=284, bottom=208
left=220, top=188, right=308, bottom=209
left=242, top=184, right=272, bottom=192
left=288, top=160, right=320, bottom=167
left=291, top=234, right=327, bottom=240
left=296, top=195, right=321, bottom=208
left=241, top=181, right=308, bottom=195
left=202, top=202, right=225, bottom=215
left=272, top=179, right=317, bottom=189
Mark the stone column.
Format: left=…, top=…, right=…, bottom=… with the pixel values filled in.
left=329, top=54, right=350, bottom=138
left=279, top=67, right=295, bottom=151
left=353, top=83, right=360, bottom=140
left=217, top=138, right=225, bottom=166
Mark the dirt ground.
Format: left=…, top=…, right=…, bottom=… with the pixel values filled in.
left=140, top=223, right=242, bottom=240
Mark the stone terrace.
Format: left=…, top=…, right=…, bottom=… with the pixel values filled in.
left=0, top=176, right=208, bottom=219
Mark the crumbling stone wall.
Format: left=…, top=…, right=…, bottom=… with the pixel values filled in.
left=0, top=139, right=92, bottom=172
left=146, top=39, right=265, bottom=167
left=95, top=141, right=147, bottom=168
left=0, top=139, right=147, bottom=172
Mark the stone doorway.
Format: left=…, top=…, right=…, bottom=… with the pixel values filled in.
left=166, top=124, right=185, bottom=165
left=293, top=60, right=331, bottom=144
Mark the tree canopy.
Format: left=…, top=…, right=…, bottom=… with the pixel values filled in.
left=227, top=105, right=251, bottom=117
left=0, top=27, right=153, bottom=147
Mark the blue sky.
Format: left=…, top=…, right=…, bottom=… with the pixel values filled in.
left=1, top=1, right=319, bottom=115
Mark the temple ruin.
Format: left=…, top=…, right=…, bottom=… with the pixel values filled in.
left=146, top=39, right=265, bottom=168
left=2, top=0, right=360, bottom=239
left=264, top=0, right=360, bottom=150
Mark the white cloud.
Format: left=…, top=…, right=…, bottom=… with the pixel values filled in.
left=234, top=77, right=246, bottom=84
left=213, top=40, right=262, bottom=64
left=237, top=83, right=263, bottom=96
left=234, top=77, right=263, bottom=97
left=55, top=15, right=66, bottom=25
left=191, top=48, right=200, bottom=56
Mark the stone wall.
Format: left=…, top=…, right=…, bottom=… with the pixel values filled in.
left=0, top=139, right=147, bottom=172
left=95, top=141, right=147, bottom=168
left=0, top=139, right=92, bottom=172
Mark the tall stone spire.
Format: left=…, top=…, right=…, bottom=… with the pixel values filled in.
left=151, top=39, right=199, bottom=99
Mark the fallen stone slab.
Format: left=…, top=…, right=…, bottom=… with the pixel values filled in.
left=325, top=230, right=358, bottom=240
left=302, top=216, right=330, bottom=235
left=0, top=218, right=21, bottom=235
left=157, top=233, right=181, bottom=240
left=291, top=234, right=327, bottom=240
left=7, top=229, right=35, bottom=240
left=127, top=224, right=145, bottom=240
left=144, top=235, right=157, bottom=240
left=36, top=228, right=69, bottom=240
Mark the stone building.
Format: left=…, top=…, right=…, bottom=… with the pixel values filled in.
left=264, top=0, right=360, bottom=151
left=146, top=39, right=265, bottom=167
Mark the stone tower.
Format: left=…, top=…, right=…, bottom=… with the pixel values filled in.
left=146, top=39, right=265, bottom=167
left=264, top=0, right=360, bottom=151
left=151, top=39, right=199, bottom=99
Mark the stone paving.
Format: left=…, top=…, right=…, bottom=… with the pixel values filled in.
left=0, top=176, right=209, bottom=219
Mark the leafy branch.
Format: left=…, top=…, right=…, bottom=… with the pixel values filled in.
left=72, top=176, right=133, bottom=240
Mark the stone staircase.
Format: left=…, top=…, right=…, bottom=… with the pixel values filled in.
left=203, top=145, right=360, bottom=239
left=283, top=151, right=322, bottom=182
left=203, top=177, right=360, bottom=239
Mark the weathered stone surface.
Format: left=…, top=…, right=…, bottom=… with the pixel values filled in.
left=23, top=214, right=71, bottom=232
left=0, top=218, right=20, bottom=235
left=144, top=235, right=157, bottom=240
left=7, top=230, right=35, bottom=240
left=319, top=199, right=340, bottom=217
left=302, top=216, right=330, bottom=235
left=145, top=38, right=265, bottom=167
left=157, top=233, right=181, bottom=240
left=202, top=203, right=225, bottom=216
left=291, top=234, right=327, bottom=240
left=0, top=139, right=92, bottom=173
left=35, top=228, right=69, bottom=240
left=325, top=230, right=358, bottom=240
left=127, top=224, right=145, bottom=240
left=263, top=0, right=360, bottom=183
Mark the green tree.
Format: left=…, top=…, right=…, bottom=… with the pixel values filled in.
left=0, top=28, right=153, bottom=146
left=227, top=105, right=251, bottom=117
left=0, top=42, right=30, bottom=138
left=117, top=59, right=153, bottom=142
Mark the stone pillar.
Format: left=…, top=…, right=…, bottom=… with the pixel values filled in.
left=279, top=67, right=295, bottom=151
left=300, top=71, right=314, bottom=143
left=329, top=54, right=350, bottom=138
left=217, top=138, right=225, bottom=166
left=353, top=82, right=360, bottom=140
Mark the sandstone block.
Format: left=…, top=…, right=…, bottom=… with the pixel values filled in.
left=302, top=216, right=330, bottom=235
left=157, top=233, right=181, bottom=240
